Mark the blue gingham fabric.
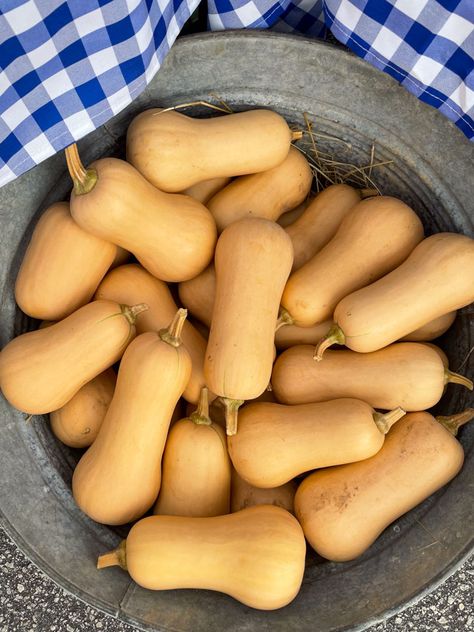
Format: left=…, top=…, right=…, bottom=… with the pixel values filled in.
left=0, top=0, right=200, bottom=187
left=1, top=0, right=473, bottom=187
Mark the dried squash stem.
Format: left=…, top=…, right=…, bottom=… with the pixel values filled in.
left=314, top=324, right=346, bottom=361
left=437, top=408, right=474, bottom=436
left=373, top=408, right=406, bottom=434
left=65, top=144, right=98, bottom=195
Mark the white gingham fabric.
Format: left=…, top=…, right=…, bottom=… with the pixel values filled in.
left=1, top=0, right=473, bottom=187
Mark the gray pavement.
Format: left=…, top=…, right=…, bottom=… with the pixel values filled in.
left=0, top=526, right=472, bottom=632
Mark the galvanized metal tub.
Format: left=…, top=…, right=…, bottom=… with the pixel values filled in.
left=0, top=31, right=473, bottom=632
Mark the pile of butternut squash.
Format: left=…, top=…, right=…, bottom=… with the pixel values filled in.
left=1, top=107, right=473, bottom=611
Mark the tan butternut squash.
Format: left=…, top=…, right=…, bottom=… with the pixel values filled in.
left=97, top=505, right=306, bottom=610
left=316, top=233, right=474, bottom=356
left=401, top=311, right=457, bottom=341
left=423, top=342, right=449, bottom=367
left=0, top=300, right=144, bottom=415
left=95, top=264, right=209, bottom=403
left=273, top=343, right=472, bottom=410
left=279, top=316, right=454, bottom=354
left=72, top=310, right=191, bottom=525
left=207, top=147, right=312, bottom=232
left=179, top=268, right=289, bottom=356
left=181, top=177, right=231, bottom=204
left=275, top=320, right=333, bottom=350
left=154, top=388, right=231, bottom=517
left=65, top=144, right=216, bottom=282
left=277, top=199, right=311, bottom=227
left=231, top=470, right=296, bottom=514
left=126, top=108, right=297, bottom=192
left=15, top=202, right=116, bottom=320
left=294, top=409, right=473, bottom=562
left=50, top=369, right=116, bottom=448
left=282, top=196, right=424, bottom=326
left=204, top=219, right=293, bottom=434
left=228, top=399, right=405, bottom=488
left=178, top=264, right=216, bottom=328
left=285, top=184, right=362, bottom=270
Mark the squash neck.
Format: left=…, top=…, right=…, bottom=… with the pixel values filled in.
left=97, top=540, right=127, bottom=570
left=65, top=143, right=98, bottom=195
left=436, top=408, right=474, bottom=436
left=159, top=308, right=187, bottom=347
left=189, top=387, right=212, bottom=426
left=314, top=324, right=345, bottom=361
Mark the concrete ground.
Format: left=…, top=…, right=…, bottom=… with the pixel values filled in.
left=0, top=527, right=472, bottom=631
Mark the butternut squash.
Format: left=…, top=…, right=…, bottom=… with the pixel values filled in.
left=294, top=409, right=473, bottom=562
left=179, top=268, right=287, bottom=356
left=65, top=144, right=216, bottom=282
left=15, top=202, right=116, bottom=320
left=0, top=300, right=144, bottom=415
left=231, top=470, right=296, bottom=514
left=228, top=399, right=405, bottom=488
left=126, top=108, right=297, bottom=192
left=181, top=177, right=231, bottom=204
left=316, top=233, right=474, bottom=356
left=97, top=505, right=306, bottom=610
left=207, top=147, right=312, bottom=232
left=178, top=264, right=216, bottom=328
left=285, top=184, right=362, bottom=270
left=401, top=311, right=457, bottom=341
left=277, top=199, right=311, bottom=227
left=275, top=320, right=333, bottom=350
left=277, top=316, right=454, bottom=354
left=282, top=196, right=424, bottom=326
left=154, top=388, right=231, bottom=517
left=204, top=219, right=293, bottom=434
left=72, top=310, right=191, bottom=525
left=273, top=343, right=472, bottom=410
left=49, top=369, right=116, bottom=448
left=95, top=264, right=209, bottom=403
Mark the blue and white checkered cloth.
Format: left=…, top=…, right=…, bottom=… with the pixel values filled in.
left=1, top=0, right=473, bottom=187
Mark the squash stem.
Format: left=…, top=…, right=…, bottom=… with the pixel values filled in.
left=291, top=130, right=303, bottom=141
left=97, top=540, right=127, bottom=570
left=444, top=369, right=473, bottom=390
left=275, top=307, right=294, bottom=332
left=65, top=143, right=98, bottom=195
left=373, top=407, right=406, bottom=434
left=313, top=324, right=345, bottom=361
left=189, top=387, right=212, bottom=426
left=436, top=408, right=474, bottom=436
left=159, top=308, right=187, bottom=347
left=121, top=303, right=149, bottom=325
left=360, top=188, right=379, bottom=199
left=223, top=398, right=244, bottom=436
